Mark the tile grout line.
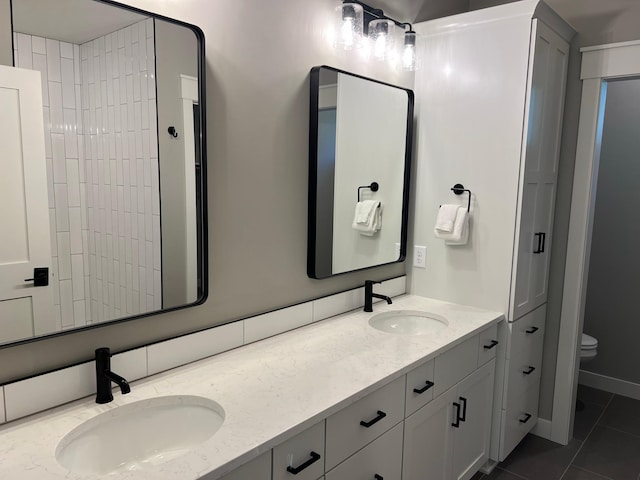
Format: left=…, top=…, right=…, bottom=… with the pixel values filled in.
left=557, top=393, right=616, bottom=480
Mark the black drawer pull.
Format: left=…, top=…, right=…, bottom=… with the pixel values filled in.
left=452, top=402, right=461, bottom=428
left=413, top=380, right=435, bottom=394
left=522, top=366, right=536, bottom=375
left=286, top=451, right=321, bottom=475
left=360, top=410, right=387, bottom=428
left=483, top=340, right=499, bottom=350
left=525, top=326, right=539, bottom=334
left=519, top=413, right=532, bottom=424
left=459, top=396, right=468, bottom=422
left=374, top=475, right=383, bottom=480
left=533, top=232, right=546, bottom=254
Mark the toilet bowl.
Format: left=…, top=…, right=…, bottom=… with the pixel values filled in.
left=580, top=333, right=598, bottom=363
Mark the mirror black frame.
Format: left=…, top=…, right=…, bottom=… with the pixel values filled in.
left=307, top=65, right=414, bottom=279
left=3, top=0, right=208, bottom=349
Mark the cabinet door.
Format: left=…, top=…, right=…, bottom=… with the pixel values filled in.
left=216, top=452, right=271, bottom=480
left=510, top=20, right=569, bottom=321
left=273, top=420, right=325, bottom=480
left=451, top=360, right=496, bottom=480
left=403, top=386, right=457, bottom=480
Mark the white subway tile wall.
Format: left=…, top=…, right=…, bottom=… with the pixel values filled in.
left=13, top=18, right=160, bottom=328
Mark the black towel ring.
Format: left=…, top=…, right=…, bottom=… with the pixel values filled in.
left=358, top=182, right=379, bottom=202
left=451, top=183, right=471, bottom=212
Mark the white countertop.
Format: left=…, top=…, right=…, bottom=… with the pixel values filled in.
left=0, top=295, right=503, bottom=480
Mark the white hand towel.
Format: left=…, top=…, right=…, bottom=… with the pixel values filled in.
left=353, top=202, right=383, bottom=236
left=434, top=207, right=469, bottom=245
left=355, top=200, right=379, bottom=225
left=435, top=204, right=459, bottom=233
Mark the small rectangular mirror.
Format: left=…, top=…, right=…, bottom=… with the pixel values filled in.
left=307, top=66, right=414, bottom=279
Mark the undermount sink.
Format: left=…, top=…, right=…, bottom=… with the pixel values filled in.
left=56, top=395, right=225, bottom=475
left=368, top=310, right=449, bottom=335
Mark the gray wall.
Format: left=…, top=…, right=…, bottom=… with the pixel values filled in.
left=155, top=18, right=198, bottom=308
left=0, top=0, right=411, bottom=384
left=470, top=0, right=640, bottom=420
left=582, top=78, right=640, bottom=384
left=0, top=0, right=11, bottom=66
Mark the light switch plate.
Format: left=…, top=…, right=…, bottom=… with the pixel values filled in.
left=413, top=245, right=426, bottom=268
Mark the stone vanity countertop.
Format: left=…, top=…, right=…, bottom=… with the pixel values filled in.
left=0, top=295, right=504, bottom=480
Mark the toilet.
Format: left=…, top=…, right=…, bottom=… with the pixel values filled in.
left=580, top=333, right=598, bottom=364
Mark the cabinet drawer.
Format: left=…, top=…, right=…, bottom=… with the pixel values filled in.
left=478, top=324, right=499, bottom=366
left=273, top=420, right=325, bottom=480
left=405, top=358, right=435, bottom=416
left=433, top=335, right=479, bottom=398
left=325, top=422, right=403, bottom=480
left=216, top=452, right=271, bottom=480
left=500, top=384, right=540, bottom=462
left=507, top=305, right=546, bottom=360
left=326, top=376, right=405, bottom=471
left=503, top=325, right=544, bottom=408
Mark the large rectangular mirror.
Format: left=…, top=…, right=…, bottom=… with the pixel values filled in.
left=0, top=0, right=207, bottom=346
left=307, top=66, right=413, bottom=279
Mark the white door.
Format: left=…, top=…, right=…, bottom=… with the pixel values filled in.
left=511, top=21, right=569, bottom=320
left=403, top=386, right=457, bottom=480
left=451, top=360, right=495, bottom=480
left=0, top=65, right=54, bottom=343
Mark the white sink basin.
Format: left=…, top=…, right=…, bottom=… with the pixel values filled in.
left=56, top=395, right=225, bottom=475
left=369, top=310, right=449, bottom=335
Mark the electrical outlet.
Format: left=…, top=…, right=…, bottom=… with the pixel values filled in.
left=414, top=245, right=426, bottom=268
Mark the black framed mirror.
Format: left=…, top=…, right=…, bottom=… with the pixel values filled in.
left=307, top=66, right=413, bottom=279
left=0, top=0, right=207, bottom=347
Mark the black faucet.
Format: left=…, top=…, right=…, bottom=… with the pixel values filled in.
left=364, top=280, right=393, bottom=312
left=95, top=347, right=131, bottom=404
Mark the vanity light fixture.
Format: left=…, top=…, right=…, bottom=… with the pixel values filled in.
left=335, top=0, right=418, bottom=70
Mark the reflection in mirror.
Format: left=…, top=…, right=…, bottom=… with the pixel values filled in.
left=0, top=0, right=206, bottom=346
left=308, top=66, right=413, bottom=279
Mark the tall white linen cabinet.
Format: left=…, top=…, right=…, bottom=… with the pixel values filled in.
left=411, top=0, right=574, bottom=464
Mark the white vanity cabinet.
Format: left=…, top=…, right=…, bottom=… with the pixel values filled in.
left=273, top=421, right=325, bottom=480
left=217, top=452, right=271, bottom=480
left=403, top=360, right=495, bottom=480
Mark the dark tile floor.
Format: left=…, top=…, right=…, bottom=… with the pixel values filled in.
left=472, top=385, right=640, bottom=480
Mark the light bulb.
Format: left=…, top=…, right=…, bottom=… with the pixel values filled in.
left=368, top=19, right=395, bottom=61
left=402, top=30, right=417, bottom=71
left=335, top=3, right=363, bottom=50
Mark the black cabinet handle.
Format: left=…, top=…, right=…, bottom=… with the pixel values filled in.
left=360, top=410, right=387, bottom=428
left=525, top=326, right=539, bottom=334
left=459, top=396, right=468, bottom=422
left=452, top=402, right=461, bottom=428
left=286, top=451, right=321, bottom=475
left=413, top=380, right=435, bottom=394
left=374, top=475, right=384, bottom=480
left=483, top=340, right=499, bottom=350
left=519, top=413, right=532, bottom=424
left=523, top=366, right=536, bottom=375
left=541, top=232, right=546, bottom=253
left=533, top=232, right=544, bottom=254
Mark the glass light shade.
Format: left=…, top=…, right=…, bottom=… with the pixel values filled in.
left=402, top=31, right=417, bottom=71
left=369, top=19, right=396, bottom=61
left=335, top=3, right=363, bottom=50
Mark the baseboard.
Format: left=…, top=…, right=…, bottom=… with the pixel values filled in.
left=579, top=370, right=640, bottom=400
left=531, top=417, right=553, bottom=440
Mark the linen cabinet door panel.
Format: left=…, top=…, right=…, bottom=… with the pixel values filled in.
left=216, top=452, right=271, bottom=480
left=403, top=387, right=458, bottom=480
left=511, top=181, right=538, bottom=320
left=273, top=420, right=325, bottom=480
left=452, top=360, right=495, bottom=480
left=530, top=182, right=556, bottom=309
left=325, top=423, right=403, bottom=480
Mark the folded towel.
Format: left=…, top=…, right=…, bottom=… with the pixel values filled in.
left=355, top=200, right=379, bottom=225
left=353, top=202, right=383, bottom=236
left=434, top=206, right=469, bottom=245
left=435, top=204, right=459, bottom=233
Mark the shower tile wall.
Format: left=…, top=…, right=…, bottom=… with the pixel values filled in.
left=13, top=18, right=161, bottom=328
left=80, top=19, right=161, bottom=322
